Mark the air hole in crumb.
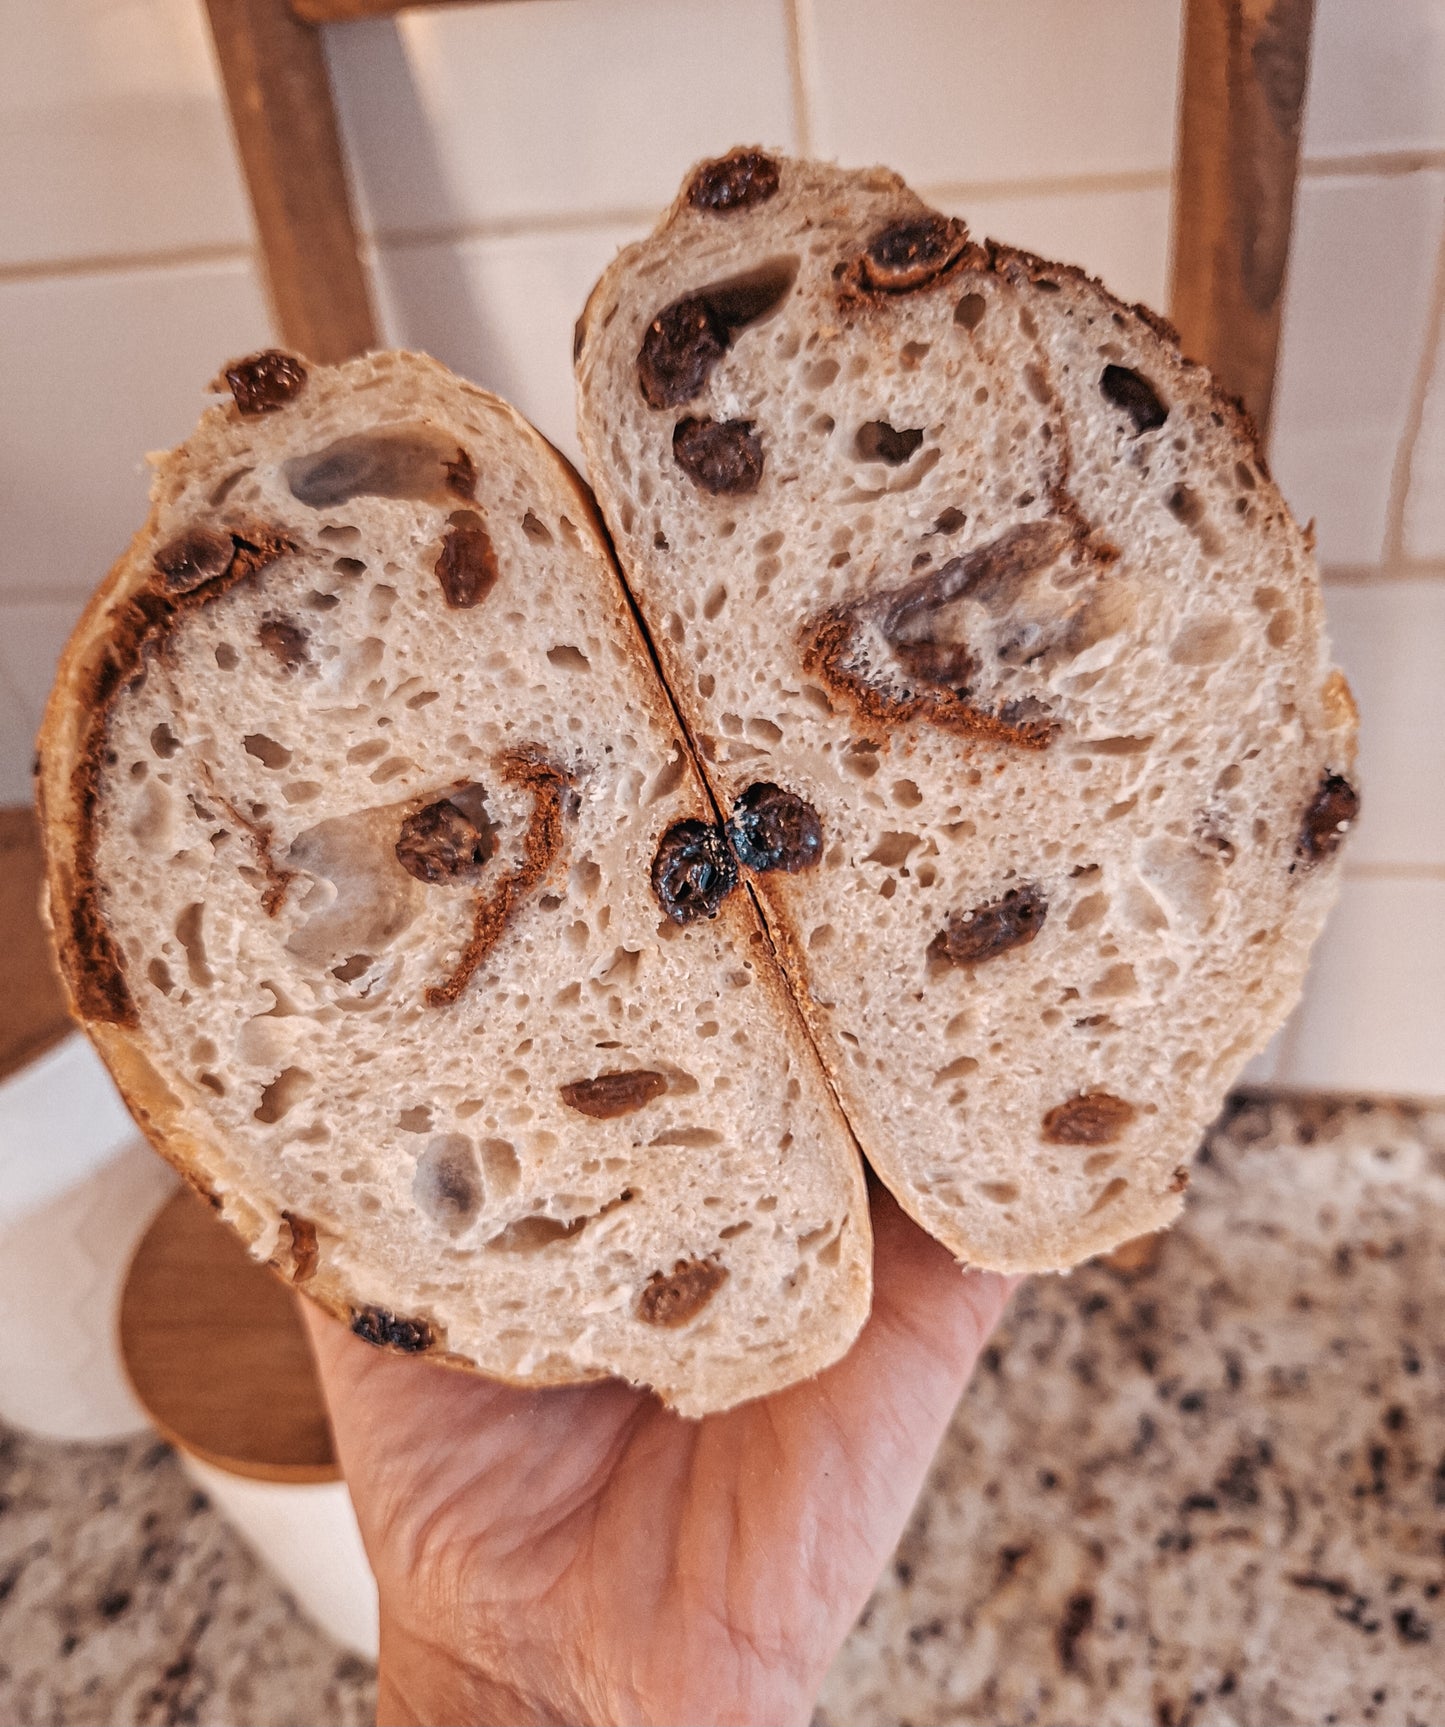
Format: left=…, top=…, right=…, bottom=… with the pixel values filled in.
left=703, top=584, right=728, bottom=620
left=332, top=953, right=372, bottom=983
left=147, top=957, right=174, bottom=995
left=175, top=903, right=212, bottom=986
left=1086, top=1177, right=1129, bottom=1214
left=150, top=723, right=181, bottom=759
left=854, top=421, right=925, bottom=465
left=521, top=510, right=553, bottom=543
left=243, top=733, right=292, bottom=770
left=478, top=1138, right=521, bottom=1197
left=254, top=1066, right=312, bottom=1124
left=933, top=507, right=966, bottom=534
left=954, top=293, right=986, bottom=331
left=547, top=644, right=591, bottom=672
left=413, top=1135, right=483, bottom=1235
left=979, top=1181, right=1018, bottom=1204
left=398, top=1105, right=432, bottom=1133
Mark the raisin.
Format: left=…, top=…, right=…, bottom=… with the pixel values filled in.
left=444, top=446, right=477, bottom=499
left=258, top=615, right=309, bottom=669
left=726, top=783, right=823, bottom=874
left=280, top=1210, right=319, bottom=1283
left=855, top=421, right=925, bottom=465
left=350, top=1306, right=433, bottom=1352
left=638, top=296, right=730, bottom=409
left=1042, top=1093, right=1137, bottom=1145
left=930, top=884, right=1047, bottom=966
left=672, top=416, right=764, bottom=494
left=1100, top=364, right=1168, bottom=434
left=859, top=214, right=970, bottom=293
left=651, top=819, right=738, bottom=922
left=224, top=350, right=308, bottom=416
left=687, top=149, right=781, bottom=212
left=435, top=509, right=500, bottom=608
left=636, top=1258, right=728, bottom=1327
left=396, top=796, right=496, bottom=884
left=1296, top=772, right=1359, bottom=864
left=560, top=1070, right=668, bottom=1119
left=153, top=528, right=234, bottom=593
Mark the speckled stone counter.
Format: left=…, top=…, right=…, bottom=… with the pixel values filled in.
left=2, top=1094, right=1442, bottom=1726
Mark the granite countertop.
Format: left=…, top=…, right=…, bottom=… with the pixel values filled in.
left=2, top=1092, right=1442, bottom=1727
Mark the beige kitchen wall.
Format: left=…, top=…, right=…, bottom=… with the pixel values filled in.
left=1, top=0, right=1441, bottom=1095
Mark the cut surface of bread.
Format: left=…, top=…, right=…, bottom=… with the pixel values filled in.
left=38, top=349, right=871, bottom=1416
left=575, top=150, right=1359, bottom=1271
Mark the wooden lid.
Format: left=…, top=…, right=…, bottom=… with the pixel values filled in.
left=120, top=1188, right=339, bottom=1482
left=0, top=807, right=72, bottom=1083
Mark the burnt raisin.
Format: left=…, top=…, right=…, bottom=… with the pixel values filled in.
left=1100, top=364, right=1168, bottom=434
left=258, top=615, right=309, bottom=669
left=651, top=819, right=738, bottom=922
left=1296, top=772, right=1359, bottom=864
left=860, top=215, right=970, bottom=292
left=638, top=296, right=730, bottom=409
left=687, top=149, right=782, bottom=212
left=224, top=350, right=309, bottom=416
left=855, top=421, right=925, bottom=465
left=444, top=446, right=477, bottom=500
left=1042, top=1093, right=1137, bottom=1145
left=636, top=1258, right=728, bottom=1327
left=153, top=528, right=234, bottom=593
left=726, top=783, right=823, bottom=874
left=560, top=1070, right=668, bottom=1119
left=350, top=1306, right=433, bottom=1352
left=672, top=416, right=764, bottom=494
left=930, top=884, right=1047, bottom=966
left=396, top=796, right=496, bottom=885
left=435, top=509, right=500, bottom=608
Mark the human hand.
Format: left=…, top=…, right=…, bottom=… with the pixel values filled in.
left=303, top=1184, right=1015, bottom=1727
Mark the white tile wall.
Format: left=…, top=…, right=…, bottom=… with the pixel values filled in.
left=1, top=0, right=1441, bottom=1098
left=1405, top=314, right=1445, bottom=563
left=1284, top=878, right=1445, bottom=1098
left=1322, top=581, right=1445, bottom=870
left=1303, top=0, right=1445, bottom=159
left=0, top=261, right=273, bottom=602
left=329, top=0, right=797, bottom=239
left=806, top=0, right=1183, bottom=186
left=1270, top=170, right=1445, bottom=570
left=0, top=0, right=252, bottom=269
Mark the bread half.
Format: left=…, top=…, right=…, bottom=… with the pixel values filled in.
left=38, top=349, right=871, bottom=1415
left=575, top=150, right=1359, bottom=1270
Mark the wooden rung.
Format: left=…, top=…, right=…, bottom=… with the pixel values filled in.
left=1169, top=0, right=1316, bottom=436
left=291, top=0, right=483, bottom=20
left=0, top=807, right=72, bottom=1083
left=205, top=0, right=379, bottom=363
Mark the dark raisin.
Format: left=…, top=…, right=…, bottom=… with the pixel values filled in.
left=435, top=509, right=500, bottom=608
left=1042, top=1093, right=1137, bottom=1145
left=153, top=528, right=234, bottom=593
left=687, top=150, right=781, bottom=212
left=350, top=1306, right=433, bottom=1352
left=672, top=416, right=764, bottom=494
left=444, top=446, right=477, bottom=499
left=223, top=350, right=308, bottom=416
left=860, top=214, right=970, bottom=292
left=1296, top=772, right=1359, bottom=864
left=726, top=783, right=823, bottom=874
left=560, top=1070, right=668, bottom=1119
left=650, top=819, right=738, bottom=922
left=638, top=295, right=730, bottom=409
left=258, top=615, right=309, bottom=669
left=930, top=884, right=1047, bottom=966
left=396, top=796, right=496, bottom=884
left=1100, top=364, right=1168, bottom=433
left=280, top=1211, right=318, bottom=1283
left=636, top=1258, right=728, bottom=1327
left=855, top=421, right=925, bottom=465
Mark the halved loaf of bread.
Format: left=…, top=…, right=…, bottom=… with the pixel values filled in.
left=37, top=349, right=871, bottom=1415
left=575, top=150, right=1359, bottom=1270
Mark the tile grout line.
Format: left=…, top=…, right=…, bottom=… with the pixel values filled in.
left=919, top=167, right=1173, bottom=204
left=1381, top=216, right=1445, bottom=567
left=784, top=0, right=818, bottom=158
left=1342, top=864, right=1445, bottom=884
left=1301, top=147, right=1445, bottom=180
left=1320, top=559, right=1445, bottom=585
left=0, top=242, right=258, bottom=287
